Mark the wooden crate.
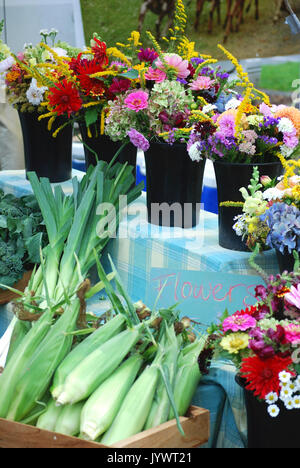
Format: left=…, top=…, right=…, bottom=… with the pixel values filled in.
left=0, top=270, right=32, bottom=305
left=0, top=406, right=209, bottom=449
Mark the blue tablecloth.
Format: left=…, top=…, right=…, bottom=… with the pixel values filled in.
left=0, top=169, right=281, bottom=448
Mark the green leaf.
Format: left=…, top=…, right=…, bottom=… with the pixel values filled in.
left=0, top=215, right=7, bottom=228
left=84, top=107, right=99, bottom=128
left=25, top=232, right=43, bottom=264
left=119, top=69, right=139, bottom=80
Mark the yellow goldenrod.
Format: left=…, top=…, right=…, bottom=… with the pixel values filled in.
left=235, top=86, right=252, bottom=138
left=106, top=47, right=131, bottom=67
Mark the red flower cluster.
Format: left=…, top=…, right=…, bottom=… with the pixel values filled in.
left=241, top=355, right=294, bottom=400
left=48, top=79, right=82, bottom=117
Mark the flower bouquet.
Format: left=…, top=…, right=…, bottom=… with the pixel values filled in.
left=229, top=159, right=300, bottom=271
left=186, top=49, right=300, bottom=249
left=2, top=29, right=81, bottom=182
left=101, top=0, right=238, bottom=227
left=205, top=265, right=300, bottom=448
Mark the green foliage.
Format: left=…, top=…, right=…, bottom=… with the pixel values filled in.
left=0, top=190, right=47, bottom=287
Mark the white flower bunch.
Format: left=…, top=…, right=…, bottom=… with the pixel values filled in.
left=266, top=372, right=300, bottom=418
left=26, top=78, right=48, bottom=106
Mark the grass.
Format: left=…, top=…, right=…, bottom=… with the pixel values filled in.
left=79, top=0, right=300, bottom=60
left=259, top=62, right=300, bottom=93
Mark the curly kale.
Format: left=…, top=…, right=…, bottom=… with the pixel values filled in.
left=0, top=239, right=24, bottom=286
left=0, top=190, right=48, bottom=288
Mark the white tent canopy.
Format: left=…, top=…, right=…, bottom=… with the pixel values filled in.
left=0, top=0, right=85, bottom=53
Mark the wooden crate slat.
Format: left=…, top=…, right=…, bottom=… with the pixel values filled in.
left=0, top=406, right=209, bottom=449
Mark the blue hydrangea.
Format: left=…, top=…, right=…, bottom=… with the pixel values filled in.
left=260, top=203, right=300, bottom=253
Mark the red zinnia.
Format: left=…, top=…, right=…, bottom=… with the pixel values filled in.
left=48, top=79, right=82, bottom=117
left=76, top=59, right=107, bottom=97
left=91, top=38, right=109, bottom=67
left=240, top=355, right=294, bottom=400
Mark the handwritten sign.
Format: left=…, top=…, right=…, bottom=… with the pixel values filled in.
left=147, top=268, right=265, bottom=329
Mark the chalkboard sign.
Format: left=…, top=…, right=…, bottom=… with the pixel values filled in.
left=147, top=268, right=265, bottom=329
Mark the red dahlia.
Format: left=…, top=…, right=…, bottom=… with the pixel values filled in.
left=91, top=38, right=109, bottom=67
left=48, top=79, right=82, bottom=117
left=76, top=59, right=107, bottom=97
left=240, top=355, right=294, bottom=400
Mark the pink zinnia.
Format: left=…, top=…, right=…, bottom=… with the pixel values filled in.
left=124, top=90, right=148, bottom=112
left=283, top=323, right=300, bottom=345
left=144, top=67, right=167, bottom=83
left=285, top=284, right=300, bottom=309
left=218, top=114, right=236, bottom=137
left=155, top=54, right=190, bottom=79
left=222, top=313, right=256, bottom=333
left=189, top=76, right=215, bottom=91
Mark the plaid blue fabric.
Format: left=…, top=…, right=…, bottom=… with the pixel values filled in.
left=0, top=170, right=280, bottom=448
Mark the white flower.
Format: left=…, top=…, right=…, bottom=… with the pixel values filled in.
left=280, top=145, right=294, bottom=158
left=292, top=395, right=300, bottom=409
left=51, top=47, right=68, bottom=58
left=267, top=404, right=280, bottom=418
left=277, top=117, right=295, bottom=134
left=283, top=398, right=294, bottom=410
left=202, top=104, right=217, bottom=114
left=225, top=97, right=241, bottom=111
left=294, top=375, right=300, bottom=389
left=26, top=78, right=48, bottom=106
left=0, top=56, right=14, bottom=73
left=280, top=387, right=293, bottom=401
left=188, top=142, right=202, bottom=162
left=279, top=370, right=292, bottom=383
left=262, top=187, right=284, bottom=201
left=265, top=392, right=278, bottom=405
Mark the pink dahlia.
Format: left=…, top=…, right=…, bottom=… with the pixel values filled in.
left=144, top=67, right=167, bottom=83
left=189, top=76, right=215, bottom=91
left=222, top=313, right=256, bottom=333
left=155, top=54, right=190, bottom=80
left=285, top=284, right=300, bottom=309
left=124, top=90, right=148, bottom=112
left=284, top=323, right=300, bottom=345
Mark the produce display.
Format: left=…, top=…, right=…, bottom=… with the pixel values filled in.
left=0, top=160, right=206, bottom=445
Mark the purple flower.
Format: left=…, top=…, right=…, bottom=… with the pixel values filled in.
left=217, top=114, right=236, bottom=137
left=128, top=128, right=150, bottom=152
left=138, top=48, right=158, bottom=64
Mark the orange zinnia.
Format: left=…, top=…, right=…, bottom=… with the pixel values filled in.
left=274, top=106, right=300, bottom=137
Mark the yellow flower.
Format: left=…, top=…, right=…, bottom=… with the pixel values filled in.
left=220, top=333, right=249, bottom=354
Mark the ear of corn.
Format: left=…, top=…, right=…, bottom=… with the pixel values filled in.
left=145, top=324, right=179, bottom=429
left=169, top=335, right=207, bottom=419
left=100, top=362, right=160, bottom=446
left=0, top=307, right=55, bottom=418
left=55, top=327, right=142, bottom=406
left=5, top=300, right=81, bottom=421
left=54, top=401, right=85, bottom=436
left=5, top=319, right=31, bottom=364
left=51, top=314, right=126, bottom=400
left=80, top=354, right=143, bottom=441
left=36, top=398, right=63, bottom=432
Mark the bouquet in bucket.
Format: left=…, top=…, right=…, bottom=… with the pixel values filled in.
left=206, top=263, right=300, bottom=418
left=186, top=47, right=300, bottom=164
left=3, top=29, right=80, bottom=116
left=228, top=159, right=300, bottom=254
left=103, top=0, right=237, bottom=152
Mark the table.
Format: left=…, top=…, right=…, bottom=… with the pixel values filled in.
left=0, top=169, right=281, bottom=448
